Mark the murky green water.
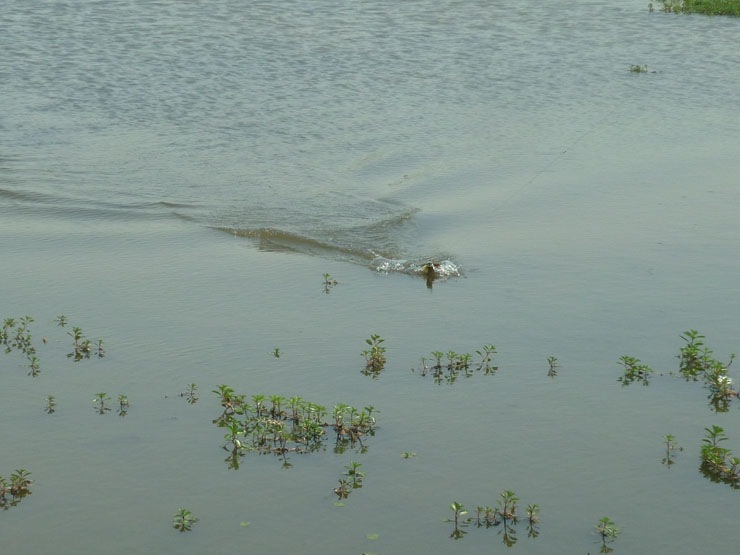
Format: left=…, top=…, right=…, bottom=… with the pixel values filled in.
left=2, top=1, right=740, bottom=553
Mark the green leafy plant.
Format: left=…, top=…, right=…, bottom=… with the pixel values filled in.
left=547, top=356, right=559, bottom=377
left=272, top=347, right=280, bottom=358
left=334, top=478, right=351, bottom=499
left=45, top=395, right=56, bottom=414
left=662, top=434, right=683, bottom=466
left=2, top=316, right=38, bottom=375
left=416, top=344, right=498, bottom=384
left=0, top=469, right=33, bottom=510
left=362, top=334, right=386, bottom=374
left=93, top=392, right=111, bottom=415
left=699, top=424, right=739, bottom=486
left=3, top=471, right=31, bottom=507
left=323, top=273, right=338, bottom=293
left=449, top=501, right=468, bottom=539
left=658, top=0, right=740, bottom=15
left=117, top=394, right=129, bottom=416
left=525, top=503, right=540, bottom=538
left=172, top=508, right=199, bottom=532
left=629, top=64, right=648, bottom=73
left=497, top=490, right=519, bottom=520
left=617, top=355, right=653, bottom=386
left=180, top=383, right=199, bottom=404
left=595, top=516, right=619, bottom=552
left=212, top=388, right=376, bottom=467
left=344, top=461, right=365, bottom=488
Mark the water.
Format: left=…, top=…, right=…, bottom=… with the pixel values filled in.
left=2, top=1, right=740, bottom=553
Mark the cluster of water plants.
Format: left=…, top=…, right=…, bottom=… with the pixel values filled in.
left=617, top=355, right=654, bottom=386
left=413, top=344, right=498, bottom=384
left=700, top=425, right=740, bottom=488
left=56, top=316, right=105, bottom=361
left=0, top=469, right=33, bottom=511
left=90, top=392, right=129, bottom=416
left=653, top=0, right=740, bottom=15
left=447, top=491, right=540, bottom=544
left=618, top=330, right=736, bottom=412
left=212, top=385, right=378, bottom=469
left=2, top=316, right=39, bottom=376
left=2, top=315, right=105, bottom=377
left=629, top=64, right=648, bottom=73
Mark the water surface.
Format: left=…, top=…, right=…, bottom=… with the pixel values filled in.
left=2, top=1, right=740, bottom=553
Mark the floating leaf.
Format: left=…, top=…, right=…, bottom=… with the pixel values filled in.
left=240, top=522, right=250, bottom=527
left=366, top=533, right=380, bottom=540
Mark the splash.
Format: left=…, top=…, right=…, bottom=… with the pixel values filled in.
left=370, top=255, right=462, bottom=282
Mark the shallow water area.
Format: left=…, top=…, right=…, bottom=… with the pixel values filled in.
left=2, top=1, right=740, bottom=553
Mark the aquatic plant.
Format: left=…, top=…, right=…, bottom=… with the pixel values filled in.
left=180, top=383, right=199, bottom=404
left=449, top=492, right=536, bottom=544
left=117, top=394, right=130, bottom=416
left=617, top=355, right=653, bottom=386
left=172, top=508, right=198, bottom=532
left=2, top=316, right=38, bottom=375
left=27, top=355, right=40, bottom=377
left=678, top=329, right=710, bottom=379
left=323, top=272, right=338, bottom=293
left=334, top=479, right=351, bottom=499
left=212, top=388, right=377, bottom=466
left=595, top=516, right=619, bottom=552
left=65, top=324, right=105, bottom=361
left=658, top=0, right=740, bottom=15
left=344, top=461, right=365, bottom=488
left=45, top=395, right=56, bottom=414
left=547, top=355, right=559, bottom=377
left=0, top=469, right=33, bottom=510
left=93, top=392, right=111, bottom=415
left=662, top=434, right=683, bottom=466
left=525, top=503, right=540, bottom=538
left=272, top=347, right=280, bottom=358
left=401, top=451, right=416, bottom=459
left=415, top=344, right=497, bottom=383
left=449, top=501, right=468, bottom=539
left=497, top=490, right=519, bottom=520
left=362, top=334, right=386, bottom=374
left=699, top=425, right=739, bottom=486
left=675, top=330, right=736, bottom=410
left=629, top=64, right=648, bottom=73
